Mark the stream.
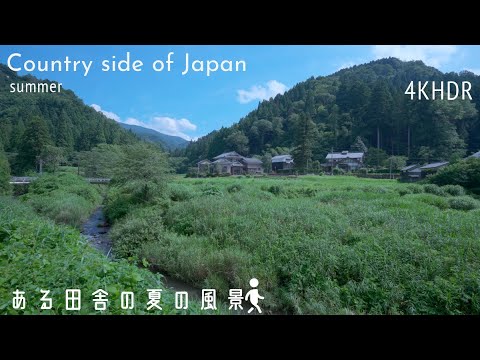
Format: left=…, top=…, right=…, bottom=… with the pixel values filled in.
left=81, top=206, right=202, bottom=299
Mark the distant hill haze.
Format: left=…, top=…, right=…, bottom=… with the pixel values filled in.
left=119, top=123, right=188, bottom=150
left=184, top=58, right=480, bottom=166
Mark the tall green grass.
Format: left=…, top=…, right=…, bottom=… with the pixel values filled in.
left=110, top=176, right=480, bottom=314
left=21, top=173, right=102, bottom=228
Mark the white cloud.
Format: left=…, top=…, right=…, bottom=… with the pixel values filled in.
left=237, top=80, right=288, bottom=104
left=91, top=104, right=197, bottom=140
left=90, top=104, right=120, bottom=122
left=125, top=116, right=197, bottom=141
left=372, top=45, right=458, bottom=68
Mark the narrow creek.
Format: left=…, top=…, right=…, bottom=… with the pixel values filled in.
left=81, top=206, right=202, bottom=299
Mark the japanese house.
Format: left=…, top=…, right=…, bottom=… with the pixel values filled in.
left=271, top=154, right=294, bottom=173
left=325, top=151, right=365, bottom=172
left=419, top=161, right=449, bottom=177
left=400, top=164, right=422, bottom=181
left=197, top=151, right=263, bottom=175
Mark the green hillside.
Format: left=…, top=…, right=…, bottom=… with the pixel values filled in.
left=0, top=64, right=138, bottom=174
left=184, top=58, right=480, bottom=168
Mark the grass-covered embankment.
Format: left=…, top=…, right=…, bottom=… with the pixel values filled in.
left=20, top=173, right=102, bottom=228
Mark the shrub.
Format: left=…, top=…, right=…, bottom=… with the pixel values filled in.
left=267, top=185, right=283, bottom=195
left=227, top=183, right=243, bottom=193
left=429, top=158, right=480, bottom=190
left=406, top=184, right=423, bottom=194
left=423, top=184, right=446, bottom=197
left=398, top=188, right=412, bottom=196
left=201, top=185, right=223, bottom=196
left=333, top=167, right=346, bottom=175
left=109, top=206, right=166, bottom=257
left=419, top=194, right=450, bottom=210
left=441, top=185, right=465, bottom=197
left=169, top=183, right=195, bottom=201
left=448, top=196, right=479, bottom=211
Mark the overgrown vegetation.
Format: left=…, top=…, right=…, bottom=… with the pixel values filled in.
left=428, top=158, right=480, bottom=194
left=21, top=172, right=102, bottom=228
left=107, top=176, right=480, bottom=314
left=0, top=197, right=204, bottom=314
left=0, top=149, right=11, bottom=195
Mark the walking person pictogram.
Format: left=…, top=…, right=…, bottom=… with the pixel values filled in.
left=245, top=278, right=264, bottom=314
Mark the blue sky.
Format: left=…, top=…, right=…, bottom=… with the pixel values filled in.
left=1, top=45, right=479, bottom=140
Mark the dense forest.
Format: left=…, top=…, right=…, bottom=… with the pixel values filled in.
left=184, top=58, right=480, bottom=170
left=0, top=64, right=138, bottom=174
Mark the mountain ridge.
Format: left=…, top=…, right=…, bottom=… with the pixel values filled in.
left=119, top=123, right=188, bottom=150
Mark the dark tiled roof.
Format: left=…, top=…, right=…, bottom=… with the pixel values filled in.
left=420, top=161, right=449, bottom=170
left=401, top=164, right=420, bottom=171
left=326, top=152, right=364, bottom=160
left=469, top=151, right=480, bottom=158
left=242, top=157, right=262, bottom=165
left=272, top=154, right=293, bottom=163
left=213, top=151, right=242, bottom=160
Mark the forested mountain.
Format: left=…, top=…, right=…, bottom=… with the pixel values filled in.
left=184, top=58, right=480, bottom=168
left=0, top=64, right=138, bottom=173
left=119, top=123, right=188, bottom=150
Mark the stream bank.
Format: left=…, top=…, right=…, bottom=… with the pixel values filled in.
left=81, top=206, right=202, bottom=299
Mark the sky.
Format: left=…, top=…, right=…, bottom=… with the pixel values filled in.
left=1, top=45, right=480, bottom=141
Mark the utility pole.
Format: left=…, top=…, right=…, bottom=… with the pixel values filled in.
left=389, top=156, right=393, bottom=180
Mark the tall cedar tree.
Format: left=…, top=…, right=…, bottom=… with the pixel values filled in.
left=18, top=116, right=52, bottom=172
left=292, top=114, right=318, bottom=172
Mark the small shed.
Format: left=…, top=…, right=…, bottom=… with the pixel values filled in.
left=197, top=159, right=212, bottom=173
left=400, top=164, right=422, bottom=181
left=272, top=154, right=294, bottom=173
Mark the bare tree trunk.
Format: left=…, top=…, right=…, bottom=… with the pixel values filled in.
left=377, top=126, right=380, bottom=149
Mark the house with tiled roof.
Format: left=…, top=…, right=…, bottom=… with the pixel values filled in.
left=197, top=151, right=263, bottom=175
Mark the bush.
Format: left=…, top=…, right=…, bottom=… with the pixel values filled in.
left=109, top=206, right=166, bottom=257
left=406, top=184, right=423, bottom=194
left=201, top=185, right=223, bottom=196
left=448, top=196, right=480, bottom=211
left=429, top=158, right=480, bottom=190
left=226, top=183, right=243, bottom=193
left=441, top=185, right=465, bottom=197
left=398, top=188, right=412, bottom=196
left=419, top=194, right=450, bottom=210
left=333, top=167, right=346, bottom=175
left=169, top=183, right=195, bottom=201
left=423, top=184, right=447, bottom=197
left=267, top=185, right=283, bottom=195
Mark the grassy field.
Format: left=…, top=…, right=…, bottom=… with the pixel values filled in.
left=109, top=175, right=480, bottom=314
